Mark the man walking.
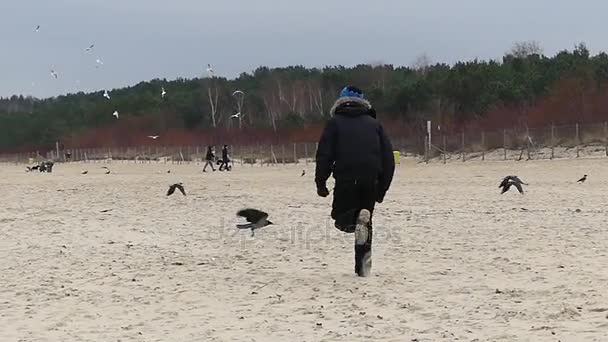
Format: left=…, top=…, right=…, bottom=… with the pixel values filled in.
left=203, top=145, right=216, bottom=172
left=315, top=86, right=395, bottom=277
left=219, top=145, right=231, bottom=171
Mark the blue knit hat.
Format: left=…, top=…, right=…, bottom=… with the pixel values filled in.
left=339, top=86, right=364, bottom=99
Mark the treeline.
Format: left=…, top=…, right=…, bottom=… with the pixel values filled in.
left=2, top=42, right=608, bottom=152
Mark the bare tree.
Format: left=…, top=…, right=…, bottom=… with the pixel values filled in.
left=307, top=79, right=325, bottom=117
left=508, top=41, right=544, bottom=58
left=232, top=90, right=245, bottom=129
left=412, top=53, right=432, bottom=76
left=368, top=60, right=388, bottom=91
left=207, top=85, right=219, bottom=128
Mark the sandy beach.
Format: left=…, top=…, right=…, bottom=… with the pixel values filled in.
left=1, top=159, right=607, bottom=341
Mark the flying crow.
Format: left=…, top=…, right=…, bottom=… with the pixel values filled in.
left=167, top=183, right=186, bottom=196
left=236, top=209, right=273, bottom=236
left=499, top=175, right=527, bottom=195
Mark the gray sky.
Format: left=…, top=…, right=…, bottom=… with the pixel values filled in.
left=1, top=0, right=607, bottom=98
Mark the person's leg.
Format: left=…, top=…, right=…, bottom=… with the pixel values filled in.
left=331, top=179, right=359, bottom=233
left=354, top=181, right=377, bottom=277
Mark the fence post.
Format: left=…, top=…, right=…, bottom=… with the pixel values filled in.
left=503, top=129, right=507, bottom=161
left=442, top=135, right=447, bottom=164
left=576, top=123, right=580, bottom=158
left=604, top=122, right=608, bottom=157
left=424, top=136, right=429, bottom=163
left=281, top=145, right=286, bottom=165
left=481, top=130, right=485, bottom=161
left=551, top=123, right=555, bottom=160
left=270, top=145, right=275, bottom=165
left=526, top=126, right=531, bottom=161
left=304, top=143, right=309, bottom=165
left=293, top=143, right=297, bottom=164
left=461, top=129, right=465, bottom=162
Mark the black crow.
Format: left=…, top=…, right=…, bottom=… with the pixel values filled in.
left=167, top=183, right=186, bottom=196
left=499, top=175, right=526, bottom=195
left=236, top=209, right=273, bottom=236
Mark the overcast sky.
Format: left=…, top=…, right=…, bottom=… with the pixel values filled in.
left=1, top=0, right=607, bottom=98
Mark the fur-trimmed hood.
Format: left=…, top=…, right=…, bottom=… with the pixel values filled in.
left=329, top=96, right=373, bottom=117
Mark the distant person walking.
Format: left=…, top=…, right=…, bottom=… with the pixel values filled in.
left=203, top=146, right=216, bottom=172
left=315, top=86, right=395, bottom=277
left=219, top=145, right=231, bottom=171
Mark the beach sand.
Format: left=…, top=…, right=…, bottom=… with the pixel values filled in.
left=1, top=159, right=607, bottom=341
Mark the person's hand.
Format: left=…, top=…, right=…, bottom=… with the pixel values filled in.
left=317, top=184, right=330, bottom=197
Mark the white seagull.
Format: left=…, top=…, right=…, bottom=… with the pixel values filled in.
left=112, top=111, right=119, bottom=118
left=35, top=25, right=41, bottom=32
left=231, top=112, right=241, bottom=118
left=161, top=87, right=167, bottom=98
left=206, top=63, right=214, bottom=76
left=147, top=135, right=159, bottom=140
left=103, top=90, right=110, bottom=100
left=85, top=44, right=95, bottom=52
left=95, top=59, right=104, bottom=68
left=50, top=70, right=58, bottom=79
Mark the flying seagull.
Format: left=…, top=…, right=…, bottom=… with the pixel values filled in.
left=81, top=170, right=88, bottom=175
left=236, top=208, right=273, bottom=237
left=167, top=183, right=186, bottom=196
left=35, top=25, right=40, bottom=32
left=147, top=135, right=159, bottom=140
left=206, top=63, right=214, bottom=75
left=50, top=70, right=58, bottom=79
left=499, top=175, right=527, bottom=195
left=577, top=175, right=587, bottom=183
left=231, top=112, right=241, bottom=118
left=95, top=59, right=104, bottom=68
left=161, top=87, right=167, bottom=98
left=85, top=44, right=95, bottom=52
left=301, top=170, right=306, bottom=177
left=112, top=111, right=119, bottom=118
left=102, top=166, right=111, bottom=174
left=103, top=90, right=110, bottom=100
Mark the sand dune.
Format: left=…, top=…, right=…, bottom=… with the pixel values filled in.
left=1, top=159, right=607, bottom=341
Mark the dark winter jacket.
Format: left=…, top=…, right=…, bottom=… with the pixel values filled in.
left=205, top=147, right=215, bottom=161
left=315, top=97, right=395, bottom=200
left=222, top=147, right=229, bottom=162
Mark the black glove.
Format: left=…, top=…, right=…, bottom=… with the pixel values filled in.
left=317, top=184, right=330, bottom=197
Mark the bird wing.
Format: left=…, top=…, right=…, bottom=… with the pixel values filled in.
left=500, top=183, right=510, bottom=194
left=167, top=185, right=176, bottom=196
left=512, top=176, right=526, bottom=185
left=577, top=177, right=585, bottom=182
left=177, top=184, right=186, bottom=196
left=237, top=209, right=268, bottom=223
left=513, top=181, right=524, bottom=194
